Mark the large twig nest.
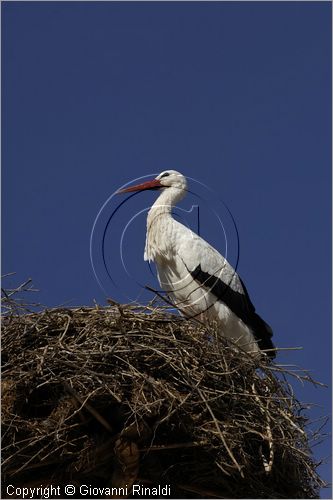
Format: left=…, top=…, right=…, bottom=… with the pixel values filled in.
left=1, top=299, right=325, bottom=498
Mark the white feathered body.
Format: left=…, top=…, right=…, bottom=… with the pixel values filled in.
left=144, top=188, right=259, bottom=354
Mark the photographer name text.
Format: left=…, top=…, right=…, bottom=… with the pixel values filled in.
left=7, top=483, right=171, bottom=498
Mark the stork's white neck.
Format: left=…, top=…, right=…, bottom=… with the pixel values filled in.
left=144, top=187, right=186, bottom=262
left=150, top=186, right=185, bottom=213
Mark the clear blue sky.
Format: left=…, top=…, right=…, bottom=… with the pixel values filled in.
left=2, top=1, right=331, bottom=495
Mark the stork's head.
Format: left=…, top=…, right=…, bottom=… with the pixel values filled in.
left=117, top=170, right=187, bottom=195
left=155, top=170, right=187, bottom=191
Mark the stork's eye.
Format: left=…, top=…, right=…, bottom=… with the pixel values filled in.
left=160, top=172, right=170, bottom=178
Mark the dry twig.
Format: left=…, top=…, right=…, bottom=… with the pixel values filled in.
left=1, top=289, right=327, bottom=498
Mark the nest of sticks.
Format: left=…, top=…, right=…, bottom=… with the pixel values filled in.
left=1, top=289, right=326, bottom=499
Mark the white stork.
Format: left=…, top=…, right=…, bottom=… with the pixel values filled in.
left=118, top=170, right=275, bottom=359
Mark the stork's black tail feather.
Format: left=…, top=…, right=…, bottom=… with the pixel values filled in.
left=249, top=313, right=276, bottom=359
left=190, top=266, right=276, bottom=359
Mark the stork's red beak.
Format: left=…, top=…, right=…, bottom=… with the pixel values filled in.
left=117, top=178, right=162, bottom=194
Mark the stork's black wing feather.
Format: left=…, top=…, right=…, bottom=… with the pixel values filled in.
left=190, top=265, right=276, bottom=358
